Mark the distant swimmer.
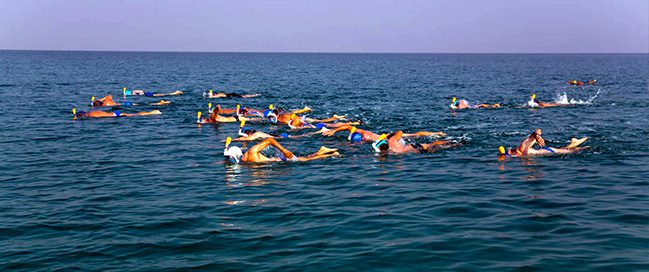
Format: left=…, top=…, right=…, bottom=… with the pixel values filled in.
left=449, top=97, right=501, bottom=110
left=568, top=80, right=585, bottom=86
left=223, top=137, right=339, bottom=163
left=371, top=131, right=463, bottom=154
left=203, top=89, right=260, bottom=99
left=72, top=108, right=161, bottom=119
left=527, top=93, right=566, bottom=108
left=498, top=128, right=589, bottom=157
left=123, top=88, right=183, bottom=97
left=91, top=95, right=170, bottom=107
left=588, top=79, right=597, bottom=85
left=322, top=124, right=445, bottom=142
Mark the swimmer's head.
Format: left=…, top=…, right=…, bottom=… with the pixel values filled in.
left=372, top=134, right=389, bottom=153
left=350, top=132, right=363, bottom=143
left=269, top=104, right=274, bottom=110
left=266, top=111, right=278, bottom=123
left=236, top=104, right=241, bottom=116
left=196, top=111, right=203, bottom=123
left=223, top=137, right=243, bottom=163
left=348, top=127, right=363, bottom=142
left=531, top=93, right=536, bottom=100
left=498, top=146, right=506, bottom=155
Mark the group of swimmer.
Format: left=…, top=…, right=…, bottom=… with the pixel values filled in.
left=71, top=84, right=592, bottom=164
left=215, top=103, right=458, bottom=163
left=72, top=88, right=184, bottom=119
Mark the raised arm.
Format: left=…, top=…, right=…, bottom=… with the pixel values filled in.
left=248, top=138, right=296, bottom=160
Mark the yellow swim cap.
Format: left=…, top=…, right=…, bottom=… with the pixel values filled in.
left=498, top=146, right=506, bottom=155
left=208, top=102, right=212, bottom=109
left=379, top=133, right=387, bottom=140
left=269, top=104, right=274, bottom=110
left=240, top=119, right=246, bottom=127
left=197, top=111, right=202, bottom=119
left=531, top=93, right=536, bottom=99
left=291, top=113, right=296, bottom=119
left=350, top=126, right=357, bottom=134
left=452, top=97, right=457, bottom=103
left=72, top=108, right=76, bottom=115
left=91, top=96, right=95, bottom=102
left=225, top=137, right=232, bottom=147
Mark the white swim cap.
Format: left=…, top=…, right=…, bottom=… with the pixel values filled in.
left=223, top=146, right=243, bottom=163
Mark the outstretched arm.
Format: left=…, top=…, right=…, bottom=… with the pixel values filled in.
left=306, top=114, right=346, bottom=123
left=290, top=107, right=312, bottom=115
left=249, top=138, right=296, bottom=160
left=322, top=124, right=352, bottom=136
left=402, top=131, right=446, bottom=138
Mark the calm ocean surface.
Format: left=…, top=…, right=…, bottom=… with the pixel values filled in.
left=1, top=51, right=648, bottom=271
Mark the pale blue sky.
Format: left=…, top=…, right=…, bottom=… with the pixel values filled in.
left=0, top=0, right=647, bottom=53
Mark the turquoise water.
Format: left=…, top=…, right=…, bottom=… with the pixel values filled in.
left=1, top=51, right=648, bottom=271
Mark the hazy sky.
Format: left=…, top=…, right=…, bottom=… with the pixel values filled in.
left=1, top=0, right=647, bottom=53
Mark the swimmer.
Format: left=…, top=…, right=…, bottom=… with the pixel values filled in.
left=498, top=128, right=589, bottom=157
left=196, top=109, right=262, bottom=124
left=286, top=113, right=361, bottom=130
left=229, top=120, right=319, bottom=142
left=223, top=137, right=340, bottom=163
left=123, top=88, right=183, bottom=97
left=527, top=93, right=566, bottom=108
left=588, top=79, right=597, bottom=85
left=322, top=124, right=446, bottom=142
left=568, top=80, right=585, bottom=86
left=72, top=108, right=161, bottom=119
left=91, top=95, right=170, bottom=107
left=203, top=89, right=261, bottom=98
left=450, top=97, right=501, bottom=110
left=209, top=104, right=264, bottom=117
left=371, top=131, right=463, bottom=154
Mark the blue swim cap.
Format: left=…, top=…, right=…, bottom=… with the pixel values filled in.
left=315, top=123, right=326, bottom=129
left=350, top=132, right=363, bottom=143
left=123, top=101, right=133, bottom=106
left=144, top=92, right=154, bottom=97
left=280, top=133, right=288, bottom=138
left=114, top=110, right=121, bottom=117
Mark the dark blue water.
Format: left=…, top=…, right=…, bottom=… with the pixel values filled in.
left=1, top=51, right=648, bottom=271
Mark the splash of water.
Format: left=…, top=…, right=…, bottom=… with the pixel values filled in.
left=554, top=88, right=603, bottom=105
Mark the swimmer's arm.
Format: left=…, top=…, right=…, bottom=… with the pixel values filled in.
left=322, top=124, right=352, bottom=136
left=135, top=110, right=162, bottom=116
left=242, top=94, right=261, bottom=98
left=290, top=107, right=312, bottom=115
left=402, top=131, right=446, bottom=138
left=250, top=138, right=295, bottom=160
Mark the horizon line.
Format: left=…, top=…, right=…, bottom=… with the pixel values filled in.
left=1, top=49, right=648, bottom=55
